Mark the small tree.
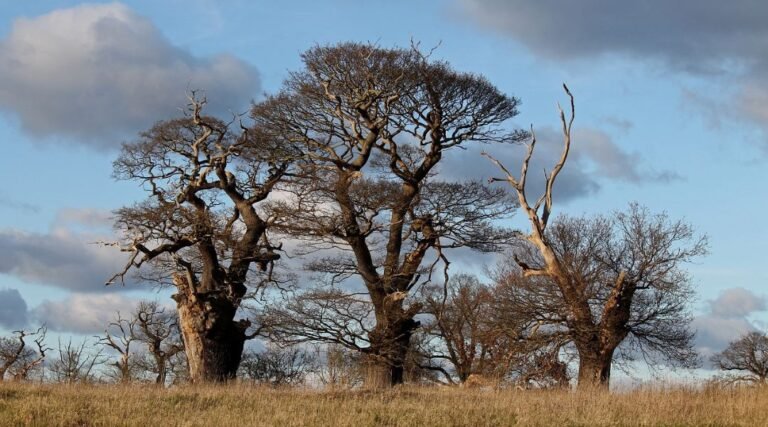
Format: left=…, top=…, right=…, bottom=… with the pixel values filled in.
left=134, top=301, right=185, bottom=385
left=97, top=313, right=140, bottom=383
left=238, top=345, right=314, bottom=386
left=711, top=331, right=768, bottom=384
left=420, top=274, right=569, bottom=387
left=419, top=274, right=500, bottom=384
left=313, top=344, right=364, bottom=389
left=49, top=338, right=106, bottom=384
left=0, top=327, right=50, bottom=382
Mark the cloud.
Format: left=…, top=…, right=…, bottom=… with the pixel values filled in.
left=0, top=3, right=260, bottom=147
left=0, top=194, right=40, bottom=214
left=0, top=288, right=28, bottom=329
left=457, top=0, right=768, bottom=73
left=708, top=287, right=766, bottom=319
left=438, top=126, right=678, bottom=203
left=692, top=287, right=767, bottom=366
left=456, top=0, right=768, bottom=147
left=32, top=293, right=139, bottom=334
left=0, top=209, right=135, bottom=293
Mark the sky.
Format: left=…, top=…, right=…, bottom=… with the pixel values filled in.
left=0, top=0, right=766, bottom=378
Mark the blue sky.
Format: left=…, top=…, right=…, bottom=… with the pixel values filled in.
left=0, top=1, right=766, bottom=374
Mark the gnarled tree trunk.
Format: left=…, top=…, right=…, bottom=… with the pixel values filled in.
left=172, top=275, right=247, bottom=383
left=575, top=342, right=614, bottom=388
left=365, top=295, right=419, bottom=388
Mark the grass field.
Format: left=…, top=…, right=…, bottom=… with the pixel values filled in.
left=0, top=383, right=766, bottom=426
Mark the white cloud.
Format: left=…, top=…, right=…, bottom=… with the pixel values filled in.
left=0, top=3, right=260, bottom=147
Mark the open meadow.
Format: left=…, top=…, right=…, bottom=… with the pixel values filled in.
left=1, top=383, right=766, bottom=426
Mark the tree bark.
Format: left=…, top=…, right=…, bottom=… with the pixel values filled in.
left=172, top=275, right=246, bottom=383
left=365, top=303, right=417, bottom=388
left=155, top=358, right=166, bottom=386
left=576, top=343, right=613, bottom=388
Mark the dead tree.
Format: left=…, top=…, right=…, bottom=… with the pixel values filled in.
left=133, top=301, right=185, bottom=385
left=49, top=338, right=106, bottom=384
left=254, top=43, right=520, bottom=387
left=97, top=312, right=139, bottom=383
left=109, top=95, right=295, bottom=382
left=0, top=327, right=50, bottom=382
left=711, top=331, right=768, bottom=384
left=485, top=86, right=706, bottom=387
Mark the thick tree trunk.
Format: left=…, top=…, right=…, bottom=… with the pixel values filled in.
left=155, top=358, right=166, bottom=386
left=172, top=275, right=247, bottom=383
left=366, top=306, right=416, bottom=388
left=363, top=346, right=408, bottom=388
left=576, top=344, right=614, bottom=389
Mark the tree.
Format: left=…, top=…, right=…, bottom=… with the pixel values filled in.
left=97, top=312, right=140, bottom=383
left=485, top=86, right=706, bottom=387
left=49, top=338, right=106, bottom=384
left=0, top=327, right=50, bottom=382
left=238, top=345, right=314, bottom=386
left=255, top=42, right=520, bottom=387
left=313, top=344, right=365, bottom=389
left=419, top=274, right=500, bottom=384
left=711, top=331, right=768, bottom=384
left=109, top=94, right=295, bottom=382
left=419, top=274, right=570, bottom=387
left=133, top=301, right=185, bottom=385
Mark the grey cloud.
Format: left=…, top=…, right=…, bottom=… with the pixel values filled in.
left=457, top=0, right=768, bottom=73
left=457, top=0, right=768, bottom=147
left=0, top=3, right=260, bottom=147
left=0, top=209, right=136, bottom=292
left=708, top=287, right=766, bottom=319
left=692, top=287, right=767, bottom=367
left=438, top=126, right=677, bottom=203
left=0, top=288, right=28, bottom=329
left=32, top=293, right=139, bottom=334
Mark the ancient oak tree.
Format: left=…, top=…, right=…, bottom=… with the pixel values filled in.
left=255, top=43, right=519, bottom=387
left=109, top=96, right=293, bottom=382
left=485, top=86, right=706, bottom=387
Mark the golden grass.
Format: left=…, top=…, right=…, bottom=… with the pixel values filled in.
left=0, top=382, right=766, bottom=426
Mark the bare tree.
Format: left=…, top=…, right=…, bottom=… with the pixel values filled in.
left=313, top=344, right=365, bottom=389
left=97, top=312, right=140, bottom=383
left=108, top=95, right=295, bottom=382
left=711, top=331, right=768, bottom=384
left=238, top=344, right=314, bottom=386
left=485, top=86, right=706, bottom=387
left=255, top=42, right=520, bottom=387
left=419, top=274, right=569, bottom=387
left=419, top=274, right=499, bottom=384
left=133, top=301, right=185, bottom=385
left=0, top=327, right=50, bottom=382
left=49, top=338, right=106, bottom=384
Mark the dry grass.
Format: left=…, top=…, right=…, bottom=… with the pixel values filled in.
left=0, top=382, right=766, bottom=426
